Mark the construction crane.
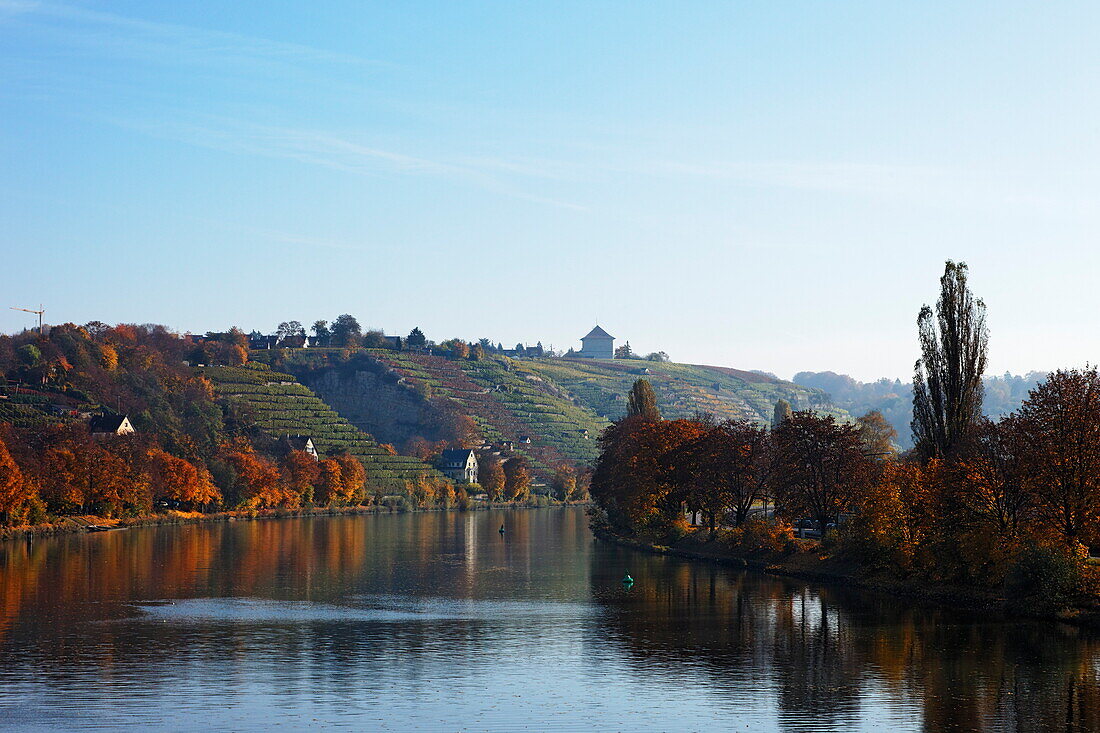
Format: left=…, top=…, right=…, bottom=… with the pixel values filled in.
left=10, top=305, right=45, bottom=334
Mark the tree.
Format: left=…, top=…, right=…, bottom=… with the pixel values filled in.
left=281, top=450, right=321, bottom=504
left=315, top=458, right=344, bottom=505
left=856, top=410, right=898, bottom=457
left=407, top=327, right=426, bottom=348
left=772, top=411, right=872, bottom=532
left=330, top=314, right=362, bottom=348
left=669, top=419, right=773, bottom=530
left=1014, top=368, right=1100, bottom=546
left=503, top=456, right=531, bottom=501
left=626, top=379, right=660, bottom=421
left=912, top=261, right=988, bottom=460
left=276, top=321, right=305, bottom=345
left=615, top=341, right=634, bottom=359
left=146, top=448, right=221, bottom=508
left=478, top=453, right=506, bottom=501
left=334, top=454, right=366, bottom=505
left=645, top=351, right=670, bottom=362
left=469, top=343, right=486, bottom=361
left=552, top=464, right=576, bottom=501
left=228, top=450, right=297, bottom=509
left=311, top=320, right=331, bottom=346
left=0, top=435, right=35, bottom=524
left=591, top=416, right=706, bottom=533
left=772, top=399, right=792, bottom=429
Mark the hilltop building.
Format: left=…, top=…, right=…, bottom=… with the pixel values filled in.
left=579, top=325, right=615, bottom=359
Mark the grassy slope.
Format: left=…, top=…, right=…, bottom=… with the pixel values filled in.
left=369, top=351, right=608, bottom=477
left=521, top=357, right=846, bottom=424
left=200, top=364, right=443, bottom=490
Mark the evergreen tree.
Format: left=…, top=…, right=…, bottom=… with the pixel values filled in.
left=912, top=261, right=988, bottom=460
left=626, top=379, right=660, bottom=421
left=407, top=327, right=426, bottom=348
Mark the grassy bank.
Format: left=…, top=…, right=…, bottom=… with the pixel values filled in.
left=592, top=525, right=1100, bottom=629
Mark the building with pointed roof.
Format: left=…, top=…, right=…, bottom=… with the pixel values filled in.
left=579, top=325, right=615, bottom=359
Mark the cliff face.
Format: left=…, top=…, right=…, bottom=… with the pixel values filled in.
left=303, top=367, right=430, bottom=449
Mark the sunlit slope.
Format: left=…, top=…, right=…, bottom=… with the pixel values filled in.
left=520, top=358, right=845, bottom=424
left=200, top=364, right=443, bottom=490
left=373, top=351, right=608, bottom=472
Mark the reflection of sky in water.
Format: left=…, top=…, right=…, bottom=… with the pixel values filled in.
left=0, top=508, right=1095, bottom=731
left=132, top=595, right=598, bottom=624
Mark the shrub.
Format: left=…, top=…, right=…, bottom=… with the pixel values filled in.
left=1004, top=542, right=1087, bottom=613
left=727, top=518, right=795, bottom=554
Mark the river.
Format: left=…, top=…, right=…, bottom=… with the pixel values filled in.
left=0, top=507, right=1097, bottom=731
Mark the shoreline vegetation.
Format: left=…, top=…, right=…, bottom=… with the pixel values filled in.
left=0, top=499, right=582, bottom=542
left=591, top=525, right=1100, bottom=629
left=589, top=262, right=1100, bottom=627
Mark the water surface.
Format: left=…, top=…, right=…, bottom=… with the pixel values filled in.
left=0, top=508, right=1097, bottom=731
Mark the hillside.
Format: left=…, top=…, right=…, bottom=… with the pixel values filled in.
left=199, top=363, right=443, bottom=492
left=266, top=350, right=845, bottom=479
left=522, top=358, right=844, bottom=424
left=270, top=350, right=608, bottom=479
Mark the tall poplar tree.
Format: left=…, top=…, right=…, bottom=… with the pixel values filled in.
left=626, top=379, right=660, bottom=421
left=912, top=261, right=988, bottom=460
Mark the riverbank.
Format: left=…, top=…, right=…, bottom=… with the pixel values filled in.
left=592, top=526, right=1100, bottom=629
left=1, top=501, right=580, bottom=541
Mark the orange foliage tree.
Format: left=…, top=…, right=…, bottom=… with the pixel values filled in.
left=228, top=449, right=298, bottom=509
left=146, top=447, right=221, bottom=509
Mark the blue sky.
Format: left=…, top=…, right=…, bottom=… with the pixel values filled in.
left=2, top=1, right=1098, bottom=381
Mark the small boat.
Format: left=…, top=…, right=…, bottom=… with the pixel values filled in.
left=499, top=523, right=506, bottom=534
left=86, top=525, right=110, bottom=533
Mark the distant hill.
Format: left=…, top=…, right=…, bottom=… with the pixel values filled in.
left=791, top=370, right=1047, bottom=448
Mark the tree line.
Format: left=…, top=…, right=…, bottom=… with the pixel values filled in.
left=591, top=262, right=1100, bottom=610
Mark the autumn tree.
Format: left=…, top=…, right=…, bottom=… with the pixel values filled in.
left=669, top=419, right=773, bottom=530
left=856, top=410, right=898, bottom=458
left=315, top=458, right=344, bottom=505
left=281, top=450, right=321, bottom=504
left=615, top=341, right=634, bottom=359
left=626, top=379, right=660, bottom=421
left=591, top=417, right=707, bottom=533
left=0, top=435, right=37, bottom=524
left=552, top=464, right=576, bottom=501
left=478, top=453, right=506, bottom=501
left=228, top=450, right=297, bottom=509
left=1014, top=368, right=1100, bottom=546
left=146, top=447, right=221, bottom=509
left=771, top=412, right=872, bottom=532
left=503, top=456, right=531, bottom=502
left=912, top=260, right=988, bottom=460
left=334, top=454, right=366, bottom=505
left=951, top=417, right=1031, bottom=539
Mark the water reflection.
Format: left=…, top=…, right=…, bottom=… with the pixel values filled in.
left=0, top=508, right=1097, bottom=731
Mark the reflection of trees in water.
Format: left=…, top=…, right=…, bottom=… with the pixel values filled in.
left=0, top=509, right=595, bottom=694
left=588, top=549, right=1100, bottom=731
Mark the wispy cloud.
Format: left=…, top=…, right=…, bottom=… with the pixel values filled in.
left=0, top=1, right=380, bottom=70
left=114, top=114, right=587, bottom=210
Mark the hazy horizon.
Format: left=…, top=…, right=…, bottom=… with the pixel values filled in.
left=4, top=2, right=1099, bottom=382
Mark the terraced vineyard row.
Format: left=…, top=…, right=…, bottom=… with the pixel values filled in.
left=521, top=358, right=847, bottom=425
left=374, top=352, right=608, bottom=476
left=200, top=365, right=444, bottom=491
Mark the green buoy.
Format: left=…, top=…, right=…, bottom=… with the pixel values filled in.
left=622, top=572, right=634, bottom=585
left=499, top=523, right=505, bottom=534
